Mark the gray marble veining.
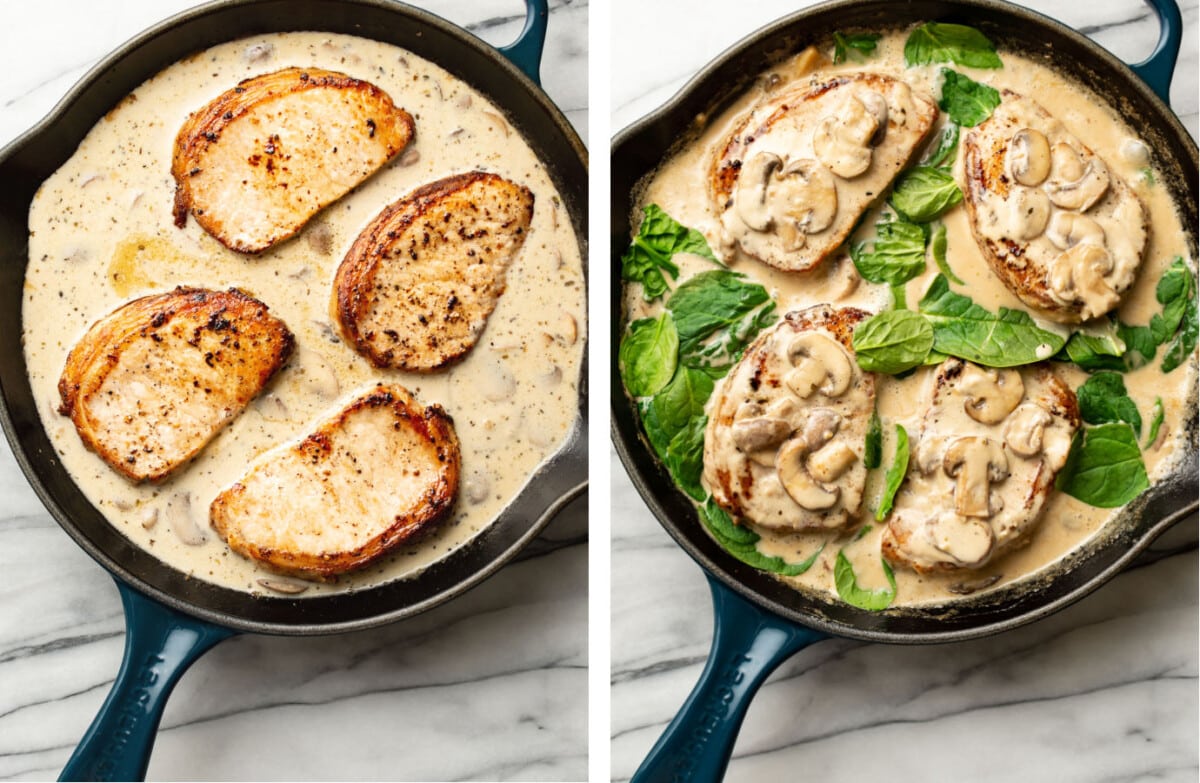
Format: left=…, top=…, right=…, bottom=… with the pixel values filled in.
left=0, top=1, right=588, bottom=780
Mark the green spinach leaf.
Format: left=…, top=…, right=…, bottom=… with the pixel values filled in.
left=853, top=310, right=935, bottom=374
left=1076, top=372, right=1142, bottom=435
left=621, top=204, right=720, bottom=301
left=864, top=409, right=883, bottom=470
left=665, top=416, right=708, bottom=501
left=834, top=551, right=898, bottom=610
left=929, top=221, right=964, bottom=285
left=850, top=218, right=927, bottom=286
left=904, top=22, right=1002, bottom=69
left=919, top=274, right=1066, bottom=367
left=1117, top=321, right=1157, bottom=368
left=922, top=124, right=960, bottom=168
left=890, top=166, right=963, bottom=222
left=619, top=313, right=679, bottom=397
left=833, top=31, right=881, bottom=64
left=875, top=425, right=910, bottom=521
left=700, top=499, right=824, bottom=576
left=1059, top=321, right=1127, bottom=372
left=1145, top=397, right=1165, bottom=449
left=651, top=366, right=714, bottom=433
left=638, top=400, right=671, bottom=462
left=938, top=68, right=1001, bottom=127
left=667, top=270, right=771, bottom=356
left=1055, top=423, right=1149, bottom=508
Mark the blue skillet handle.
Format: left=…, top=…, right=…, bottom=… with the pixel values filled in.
left=59, top=580, right=235, bottom=782
left=631, top=574, right=828, bottom=783
left=1129, top=0, right=1182, bottom=103
left=496, top=0, right=548, bottom=86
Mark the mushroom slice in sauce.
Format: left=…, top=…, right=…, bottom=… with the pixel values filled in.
left=703, top=305, right=875, bottom=533
left=881, top=358, right=1080, bottom=573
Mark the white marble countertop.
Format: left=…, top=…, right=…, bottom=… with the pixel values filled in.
left=611, top=1, right=1198, bottom=781
left=0, top=1, right=587, bottom=781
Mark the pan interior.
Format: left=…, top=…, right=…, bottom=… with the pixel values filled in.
left=0, top=0, right=587, bottom=634
left=610, top=0, right=1198, bottom=643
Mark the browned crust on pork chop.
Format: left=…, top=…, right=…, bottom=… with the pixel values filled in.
left=209, top=385, right=460, bottom=580
left=334, top=171, right=534, bottom=371
left=172, top=67, right=414, bottom=254
left=58, top=287, right=294, bottom=482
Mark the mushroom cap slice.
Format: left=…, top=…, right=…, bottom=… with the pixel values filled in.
left=960, top=365, right=1025, bottom=425
left=776, top=436, right=839, bottom=510
left=785, top=332, right=854, bottom=399
left=1007, top=128, right=1051, bottom=187
left=1004, top=402, right=1054, bottom=457
left=1045, top=142, right=1110, bottom=212
left=943, top=436, right=1010, bottom=518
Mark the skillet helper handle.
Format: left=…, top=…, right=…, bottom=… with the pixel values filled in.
left=59, top=580, right=235, bottom=782
left=1129, top=0, right=1182, bottom=103
left=631, top=575, right=828, bottom=783
left=496, top=0, right=548, bottom=86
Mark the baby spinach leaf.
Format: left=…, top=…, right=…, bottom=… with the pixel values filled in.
left=651, top=366, right=714, bottom=433
left=929, top=221, right=964, bottom=285
left=638, top=400, right=671, bottom=462
left=875, top=425, right=910, bottom=521
left=1161, top=295, right=1198, bottom=373
left=1059, top=321, right=1127, bottom=372
left=619, top=313, right=679, bottom=397
left=1150, top=257, right=1192, bottom=342
left=1145, top=397, right=1165, bottom=449
left=832, top=31, right=881, bottom=64
left=938, top=68, right=1001, bottom=127
left=864, top=409, right=883, bottom=470
left=667, top=270, right=771, bottom=356
left=853, top=310, right=935, bottom=374
left=834, top=551, right=898, bottom=610
left=622, top=204, right=719, bottom=301
left=890, top=166, right=963, bottom=223
left=1055, top=423, right=1149, bottom=508
left=919, top=274, right=1066, bottom=367
left=700, top=499, right=824, bottom=576
left=1076, top=372, right=1141, bottom=435
left=1117, top=321, right=1157, bottom=368
left=665, top=416, right=708, bottom=501
left=904, top=22, right=1002, bottom=69
left=922, top=124, right=960, bottom=168
left=850, top=218, right=927, bottom=286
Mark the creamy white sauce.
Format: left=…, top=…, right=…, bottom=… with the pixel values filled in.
left=24, top=32, right=585, bottom=596
left=627, top=30, right=1195, bottom=607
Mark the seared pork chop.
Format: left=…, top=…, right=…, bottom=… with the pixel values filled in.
left=58, top=287, right=294, bottom=482
left=712, top=73, right=938, bottom=272
left=881, top=358, right=1079, bottom=573
left=334, top=171, right=534, bottom=371
left=963, top=92, right=1147, bottom=323
left=210, top=385, right=460, bottom=580
left=172, top=67, right=414, bottom=254
left=704, top=305, right=875, bottom=531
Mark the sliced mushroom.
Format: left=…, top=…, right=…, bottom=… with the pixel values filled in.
left=807, top=441, right=858, bottom=483
left=1045, top=142, right=1109, bottom=212
left=784, top=332, right=853, bottom=399
left=947, top=573, right=1003, bottom=595
left=1045, top=211, right=1105, bottom=251
left=165, top=493, right=206, bottom=546
left=1003, top=186, right=1051, bottom=241
left=858, top=91, right=889, bottom=146
left=1007, top=128, right=1051, bottom=186
left=732, top=416, right=794, bottom=454
left=778, top=158, right=838, bottom=235
left=140, top=506, right=159, bottom=530
left=776, top=436, right=839, bottom=510
left=812, top=95, right=879, bottom=179
left=1047, top=243, right=1119, bottom=320
left=1004, top=403, right=1054, bottom=457
left=798, top=407, right=841, bottom=452
left=734, top=151, right=783, bottom=231
left=927, top=511, right=996, bottom=566
left=257, top=577, right=310, bottom=595
left=943, top=437, right=1010, bottom=519
left=960, top=365, right=1025, bottom=424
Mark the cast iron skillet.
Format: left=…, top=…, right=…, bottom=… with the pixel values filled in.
left=0, top=0, right=587, bottom=779
left=611, top=1, right=1197, bottom=780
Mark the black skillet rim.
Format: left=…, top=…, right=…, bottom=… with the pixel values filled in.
left=0, top=0, right=588, bottom=635
left=611, top=0, right=1199, bottom=644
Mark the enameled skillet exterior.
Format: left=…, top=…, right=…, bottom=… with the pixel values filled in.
left=611, top=0, right=1196, bottom=645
